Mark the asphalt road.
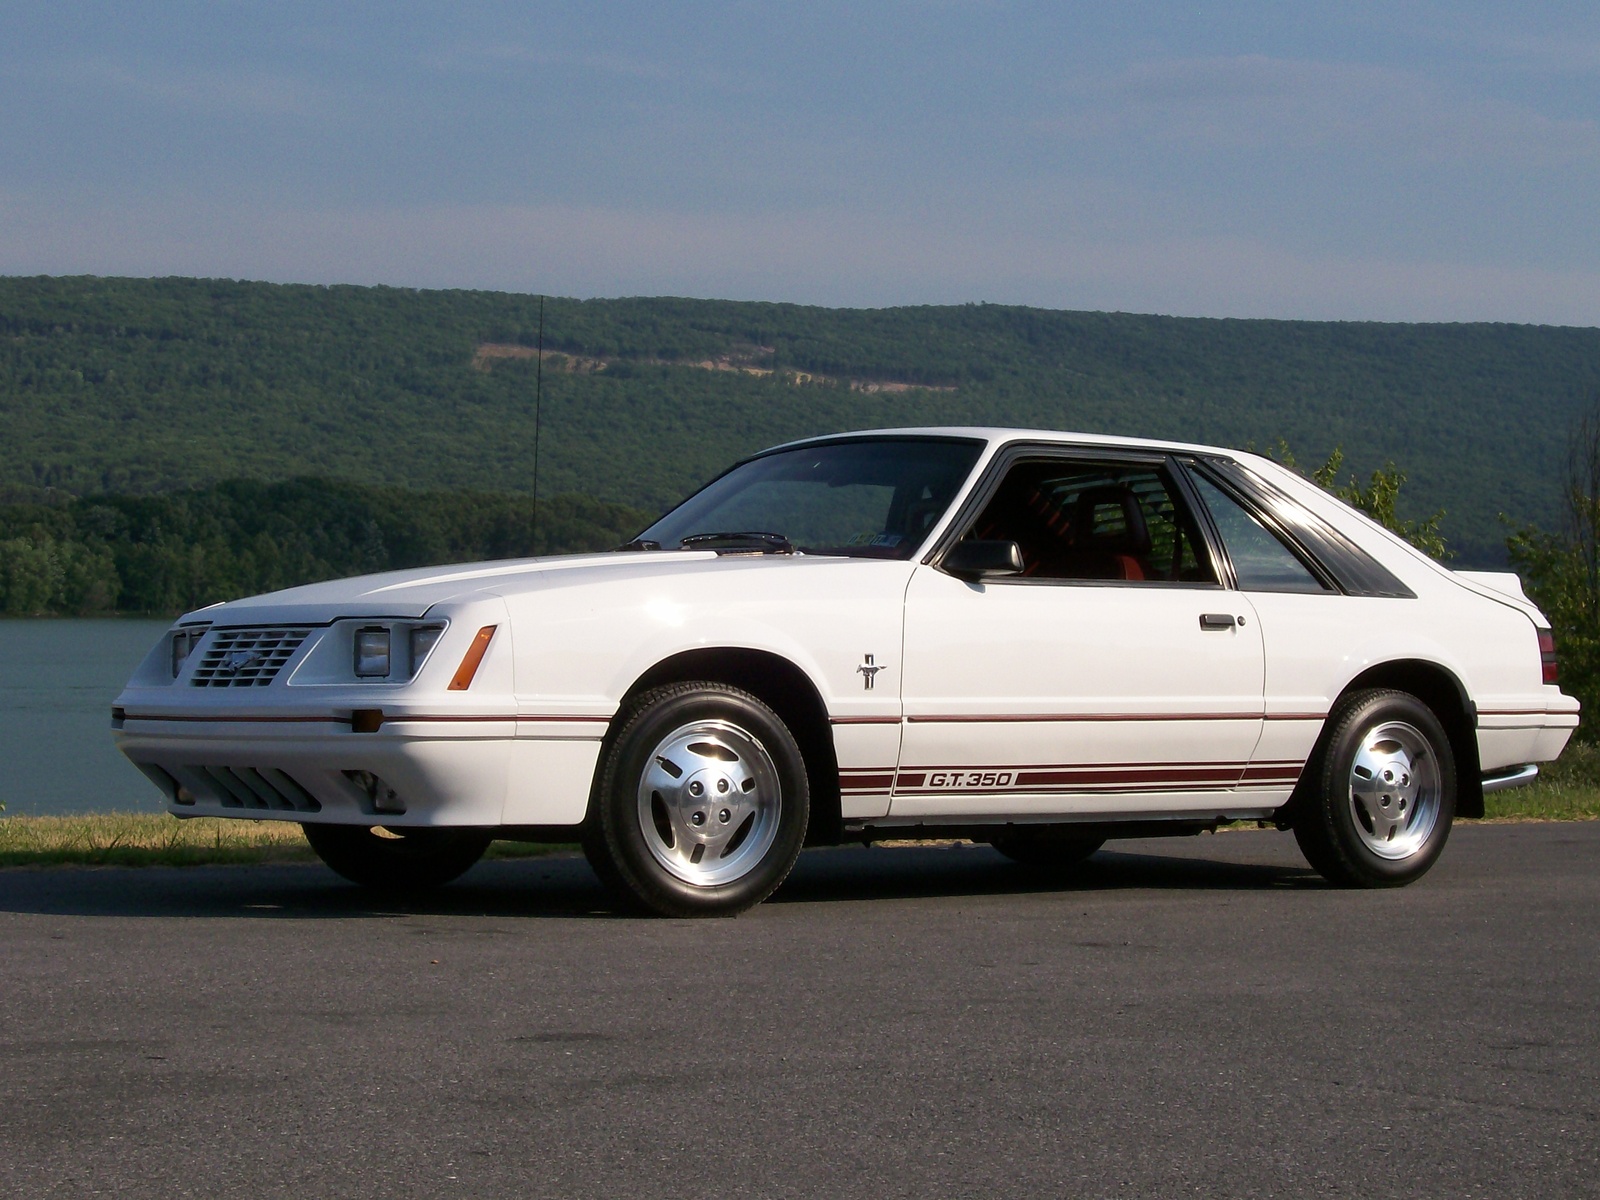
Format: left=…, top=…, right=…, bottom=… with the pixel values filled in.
left=2, top=823, right=1597, bottom=1199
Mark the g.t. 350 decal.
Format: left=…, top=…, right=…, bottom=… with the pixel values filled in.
left=926, top=771, right=1015, bottom=788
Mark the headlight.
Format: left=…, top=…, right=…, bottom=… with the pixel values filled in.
left=410, top=625, right=444, bottom=668
left=170, top=629, right=205, bottom=679
left=350, top=622, right=446, bottom=681
left=354, top=627, right=391, bottom=678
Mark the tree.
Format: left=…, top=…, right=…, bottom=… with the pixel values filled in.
left=1507, top=403, right=1600, bottom=741
left=0, top=536, right=64, bottom=615
left=1268, top=442, right=1450, bottom=560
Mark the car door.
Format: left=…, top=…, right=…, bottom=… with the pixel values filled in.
left=894, top=448, right=1267, bottom=820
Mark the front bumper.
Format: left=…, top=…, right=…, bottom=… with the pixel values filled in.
left=113, top=709, right=601, bottom=828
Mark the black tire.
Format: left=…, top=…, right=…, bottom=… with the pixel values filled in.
left=1292, top=688, right=1456, bottom=888
left=988, top=828, right=1106, bottom=871
left=578, top=819, right=640, bottom=912
left=583, top=682, right=810, bottom=917
left=301, top=823, right=493, bottom=891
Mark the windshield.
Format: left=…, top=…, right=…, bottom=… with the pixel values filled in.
left=636, top=437, right=986, bottom=559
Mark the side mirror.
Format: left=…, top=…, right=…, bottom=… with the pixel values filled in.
left=941, top=540, right=1025, bottom=580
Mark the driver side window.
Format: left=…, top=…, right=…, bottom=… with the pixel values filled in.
left=961, top=459, right=1217, bottom=584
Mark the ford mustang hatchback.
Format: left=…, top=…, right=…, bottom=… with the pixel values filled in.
left=113, top=429, right=1577, bottom=915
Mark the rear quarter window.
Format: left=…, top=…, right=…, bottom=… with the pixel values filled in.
left=1191, top=474, right=1331, bottom=594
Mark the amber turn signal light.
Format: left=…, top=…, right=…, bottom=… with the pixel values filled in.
left=449, top=626, right=498, bottom=691
left=350, top=709, right=384, bottom=733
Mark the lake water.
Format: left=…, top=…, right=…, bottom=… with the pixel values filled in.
left=0, top=619, right=173, bottom=815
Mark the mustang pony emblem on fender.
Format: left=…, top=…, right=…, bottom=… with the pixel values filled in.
left=857, top=654, right=885, bottom=690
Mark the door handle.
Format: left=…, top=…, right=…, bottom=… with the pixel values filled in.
left=1199, top=613, right=1237, bottom=630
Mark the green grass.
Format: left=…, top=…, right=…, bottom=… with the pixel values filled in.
left=0, top=812, right=571, bottom=869
left=1479, top=742, right=1600, bottom=822
left=0, top=813, right=316, bottom=868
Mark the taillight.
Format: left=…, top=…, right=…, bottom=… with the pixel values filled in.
left=1538, top=628, right=1558, bottom=685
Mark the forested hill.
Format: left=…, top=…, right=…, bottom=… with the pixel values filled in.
left=4, top=275, right=1599, bottom=565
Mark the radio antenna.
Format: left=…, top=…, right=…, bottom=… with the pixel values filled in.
left=532, top=294, right=544, bottom=550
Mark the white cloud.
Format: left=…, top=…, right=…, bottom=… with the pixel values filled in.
left=1043, top=55, right=1600, bottom=165
left=1, top=191, right=1595, bottom=326
left=425, top=40, right=749, bottom=92
left=1451, top=28, right=1600, bottom=75
left=10, top=56, right=337, bottom=119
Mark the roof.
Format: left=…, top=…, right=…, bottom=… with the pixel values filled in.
left=765, top=426, right=1239, bottom=460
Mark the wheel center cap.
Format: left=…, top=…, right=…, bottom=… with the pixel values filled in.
left=1369, top=754, right=1417, bottom=812
left=681, top=770, right=743, bottom=841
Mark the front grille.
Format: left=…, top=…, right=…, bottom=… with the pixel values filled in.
left=189, top=627, right=311, bottom=687
left=168, top=765, right=323, bottom=813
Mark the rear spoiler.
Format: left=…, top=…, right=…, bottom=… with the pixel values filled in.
left=1454, top=571, right=1536, bottom=610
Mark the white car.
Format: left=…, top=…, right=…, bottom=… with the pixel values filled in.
left=113, top=428, right=1577, bottom=915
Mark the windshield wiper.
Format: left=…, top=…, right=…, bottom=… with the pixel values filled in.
left=679, top=531, right=796, bottom=554
left=614, top=538, right=662, bottom=552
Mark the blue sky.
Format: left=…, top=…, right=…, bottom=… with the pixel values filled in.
left=2, top=1, right=1597, bottom=322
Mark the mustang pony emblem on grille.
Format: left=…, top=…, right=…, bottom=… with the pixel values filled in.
left=220, top=649, right=266, bottom=676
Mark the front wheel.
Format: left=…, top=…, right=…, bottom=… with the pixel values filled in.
left=1293, top=688, right=1456, bottom=888
left=301, top=824, right=493, bottom=891
left=583, top=682, right=810, bottom=917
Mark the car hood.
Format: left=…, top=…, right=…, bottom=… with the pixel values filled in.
left=184, top=551, right=901, bottom=626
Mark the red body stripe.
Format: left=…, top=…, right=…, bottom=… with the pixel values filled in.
left=123, top=712, right=608, bottom=725
left=905, top=711, right=1327, bottom=724
left=839, top=773, right=896, bottom=790
left=906, top=712, right=1261, bottom=724
left=855, top=760, right=1308, bottom=793
left=121, top=713, right=352, bottom=725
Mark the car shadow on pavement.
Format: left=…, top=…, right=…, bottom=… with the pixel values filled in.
left=0, top=836, right=1322, bottom=921
left=770, top=840, right=1321, bottom=906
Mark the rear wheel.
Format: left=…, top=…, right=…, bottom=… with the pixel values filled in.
left=583, top=682, right=809, bottom=917
left=301, top=824, right=492, bottom=891
left=1293, top=688, right=1456, bottom=888
left=988, top=828, right=1106, bottom=871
